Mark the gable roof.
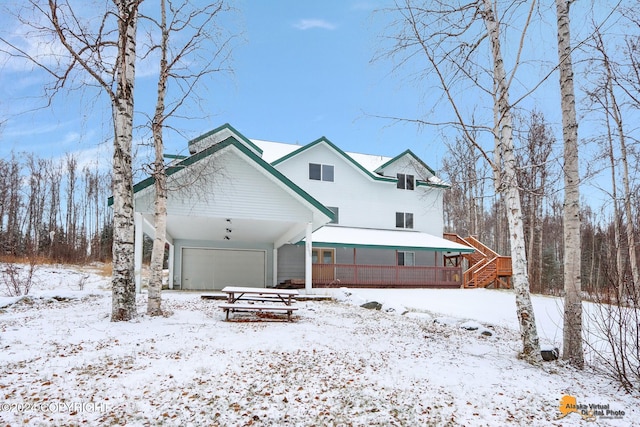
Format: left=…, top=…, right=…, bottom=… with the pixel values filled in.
left=271, top=136, right=397, bottom=183
left=374, top=149, right=449, bottom=188
left=187, top=123, right=263, bottom=156
left=160, top=123, right=448, bottom=193
left=269, top=136, right=448, bottom=188
left=129, top=136, right=335, bottom=222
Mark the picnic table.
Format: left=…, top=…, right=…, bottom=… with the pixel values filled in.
left=219, top=286, right=299, bottom=321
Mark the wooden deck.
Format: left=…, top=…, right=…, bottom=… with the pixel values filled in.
left=282, top=264, right=463, bottom=288
left=276, top=234, right=509, bottom=289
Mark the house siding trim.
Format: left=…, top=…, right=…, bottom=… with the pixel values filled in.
left=297, top=227, right=475, bottom=253
left=187, top=123, right=263, bottom=156
left=272, top=137, right=396, bottom=184
left=129, top=136, right=335, bottom=223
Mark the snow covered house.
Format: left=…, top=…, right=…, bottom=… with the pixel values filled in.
left=132, top=123, right=483, bottom=292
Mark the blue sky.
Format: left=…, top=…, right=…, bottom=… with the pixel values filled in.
left=1, top=0, right=440, bottom=172
left=0, top=0, right=634, bottom=211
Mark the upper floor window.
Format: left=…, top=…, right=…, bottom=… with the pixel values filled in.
left=396, top=212, right=414, bottom=229
left=309, top=163, right=334, bottom=182
left=327, top=206, right=339, bottom=224
left=397, top=173, right=414, bottom=190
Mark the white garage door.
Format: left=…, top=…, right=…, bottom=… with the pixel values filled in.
left=181, top=248, right=266, bottom=290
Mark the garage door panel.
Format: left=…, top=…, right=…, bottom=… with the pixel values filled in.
left=182, top=248, right=265, bottom=290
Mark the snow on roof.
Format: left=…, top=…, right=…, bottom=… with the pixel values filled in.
left=304, top=226, right=475, bottom=252
left=250, top=139, right=300, bottom=163
left=251, top=139, right=391, bottom=174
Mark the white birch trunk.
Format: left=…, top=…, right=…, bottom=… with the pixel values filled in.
left=603, top=86, right=624, bottom=297
left=482, top=0, right=542, bottom=364
left=147, top=0, right=169, bottom=317
left=556, top=0, right=584, bottom=368
left=605, top=72, right=640, bottom=300
left=111, top=0, right=139, bottom=322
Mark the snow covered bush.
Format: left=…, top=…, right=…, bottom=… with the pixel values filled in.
left=586, top=283, right=640, bottom=393
left=0, top=261, right=38, bottom=296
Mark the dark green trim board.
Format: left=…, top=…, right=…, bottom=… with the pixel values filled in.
left=374, top=149, right=450, bottom=189
left=375, top=149, right=436, bottom=176
left=294, top=240, right=474, bottom=253
left=187, top=123, right=263, bottom=156
left=271, top=137, right=449, bottom=188
left=124, top=136, right=334, bottom=222
left=272, top=137, right=396, bottom=183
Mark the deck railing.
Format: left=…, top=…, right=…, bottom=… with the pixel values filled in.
left=312, top=263, right=463, bottom=288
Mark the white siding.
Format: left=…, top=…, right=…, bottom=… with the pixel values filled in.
left=377, top=155, right=433, bottom=180
left=136, top=148, right=313, bottom=223
left=274, top=143, right=444, bottom=236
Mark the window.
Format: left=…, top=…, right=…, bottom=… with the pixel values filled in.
left=309, top=163, right=334, bottom=182
left=397, top=173, right=415, bottom=190
left=398, top=251, right=415, bottom=266
left=327, top=206, right=339, bottom=224
left=396, top=212, right=414, bottom=229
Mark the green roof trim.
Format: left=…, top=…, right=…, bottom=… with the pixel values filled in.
left=163, top=154, right=187, bottom=160
left=374, top=149, right=435, bottom=175
left=294, top=240, right=474, bottom=252
left=187, top=123, right=263, bottom=157
left=270, top=138, right=450, bottom=188
left=272, top=136, right=397, bottom=183
left=417, top=180, right=450, bottom=189
left=124, top=136, right=334, bottom=221
left=376, top=149, right=450, bottom=189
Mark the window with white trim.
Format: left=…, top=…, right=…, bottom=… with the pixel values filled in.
left=396, top=212, right=414, bottom=229
left=397, top=251, right=415, bottom=266
left=309, top=163, right=334, bottom=182
left=397, top=173, right=415, bottom=190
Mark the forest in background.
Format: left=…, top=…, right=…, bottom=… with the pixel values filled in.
left=0, top=153, right=112, bottom=264
left=0, top=110, right=636, bottom=298
left=0, top=1, right=638, bottom=301
left=442, top=109, right=638, bottom=297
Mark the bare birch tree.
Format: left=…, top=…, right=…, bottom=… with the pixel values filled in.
left=379, top=0, right=542, bottom=363
left=590, top=29, right=640, bottom=301
left=0, top=0, right=142, bottom=320
left=515, top=111, right=556, bottom=294
left=140, top=0, right=235, bottom=316
left=556, top=0, right=584, bottom=369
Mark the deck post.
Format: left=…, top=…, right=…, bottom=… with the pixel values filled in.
left=304, top=222, right=312, bottom=292
left=273, top=247, right=278, bottom=287
left=168, top=243, right=174, bottom=289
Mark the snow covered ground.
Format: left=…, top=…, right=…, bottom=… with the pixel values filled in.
left=0, top=265, right=638, bottom=426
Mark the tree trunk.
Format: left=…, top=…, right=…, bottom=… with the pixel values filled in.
left=556, top=0, right=584, bottom=368
left=147, top=0, right=169, bottom=317
left=604, top=64, right=640, bottom=301
left=482, top=0, right=542, bottom=364
left=111, top=0, right=139, bottom=322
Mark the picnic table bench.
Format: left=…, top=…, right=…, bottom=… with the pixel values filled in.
left=219, top=286, right=299, bottom=321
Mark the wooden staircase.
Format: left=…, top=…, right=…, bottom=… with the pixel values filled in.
left=444, top=233, right=512, bottom=289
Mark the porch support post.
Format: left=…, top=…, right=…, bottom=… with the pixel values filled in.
left=273, top=247, right=278, bottom=287
left=134, top=212, right=143, bottom=294
left=305, top=222, right=313, bottom=292
left=168, top=243, right=175, bottom=289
